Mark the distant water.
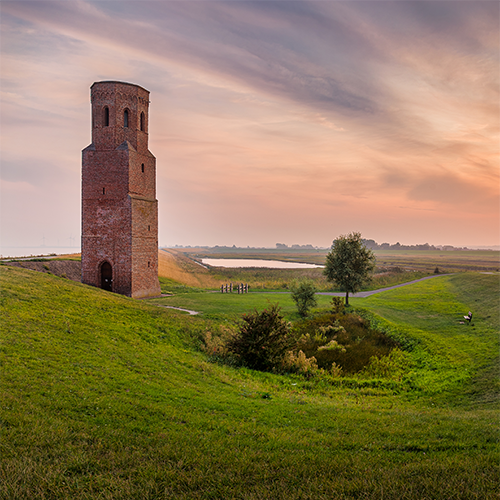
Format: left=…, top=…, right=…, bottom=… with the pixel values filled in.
left=0, top=246, right=81, bottom=259
left=201, top=258, right=322, bottom=269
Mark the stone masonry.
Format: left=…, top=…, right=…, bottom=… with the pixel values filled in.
left=81, top=81, right=161, bottom=298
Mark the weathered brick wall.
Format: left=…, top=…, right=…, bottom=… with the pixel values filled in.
left=81, top=81, right=161, bottom=298
left=131, top=195, right=159, bottom=298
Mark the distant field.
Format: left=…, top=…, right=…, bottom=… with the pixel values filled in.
left=158, top=249, right=435, bottom=292
left=372, top=249, right=499, bottom=272
left=174, top=246, right=500, bottom=272
left=2, top=247, right=498, bottom=274
left=161, top=247, right=499, bottom=292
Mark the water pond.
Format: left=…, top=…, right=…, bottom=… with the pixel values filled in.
left=201, top=258, right=322, bottom=269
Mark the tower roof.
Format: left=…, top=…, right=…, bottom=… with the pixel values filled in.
left=91, top=81, right=149, bottom=94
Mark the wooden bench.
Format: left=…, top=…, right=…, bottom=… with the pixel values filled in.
left=463, top=311, right=473, bottom=324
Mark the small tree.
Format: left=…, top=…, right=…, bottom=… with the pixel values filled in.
left=226, top=304, right=293, bottom=371
left=290, top=279, right=318, bottom=317
left=323, top=232, right=376, bottom=306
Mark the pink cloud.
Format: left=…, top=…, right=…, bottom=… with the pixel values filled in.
left=1, top=1, right=498, bottom=250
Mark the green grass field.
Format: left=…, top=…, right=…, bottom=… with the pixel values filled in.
left=1, top=265, right=498, bottom=499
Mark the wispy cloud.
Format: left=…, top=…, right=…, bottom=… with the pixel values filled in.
left=1, top=0, right=498, bottom=248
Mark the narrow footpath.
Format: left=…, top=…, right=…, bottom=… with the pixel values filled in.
left=154, top=305, right=200, bottom=315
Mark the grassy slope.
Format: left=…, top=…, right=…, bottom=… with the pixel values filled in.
left=158, top=249, right=223, bottom=288
left=351, top=274, right=499, bottom=404
left=1, top=266, right=498, bottom=499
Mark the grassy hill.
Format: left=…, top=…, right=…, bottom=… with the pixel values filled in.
left=158, top=249, right=223, bottom=288
left=1, top=265, right=498, bottom=499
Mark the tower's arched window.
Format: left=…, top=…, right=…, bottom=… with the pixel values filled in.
left=141, top=163, right=145, bottom=173
left=124, top=109, right=129, bottom=128
left=103, top=107, right=109, bottom=127
left=140, top=112, right=145, bottom=132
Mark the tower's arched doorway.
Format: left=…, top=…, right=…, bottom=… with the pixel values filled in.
left=100, top=261, right=113, bottom=291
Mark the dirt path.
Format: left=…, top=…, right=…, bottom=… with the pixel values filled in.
left=154, top=305, right=200, bottom=315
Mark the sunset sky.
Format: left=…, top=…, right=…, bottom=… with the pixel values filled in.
left=1, top=0, right=498, bottom=253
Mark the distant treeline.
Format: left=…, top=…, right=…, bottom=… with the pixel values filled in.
left=167, top=242, right=471, bottom=251
left=276, top=243, right=315, bottom=249
left=361, top=240, right=469, bottom=251
left=277, top=241, right=471, bottom=251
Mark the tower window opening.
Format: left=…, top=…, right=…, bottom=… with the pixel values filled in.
left=103, top=187, right=106, bottom=195
left=148, top=225, right=150, bottom=231
left=141, top=163, right=145, bottom=173
left=140, top=112, right=145, bottom=132
left=103, top=107, right=109, bottom=127
left=148, top=261, right=151, bottom=268
left=124, top=109, right=129, bottom=128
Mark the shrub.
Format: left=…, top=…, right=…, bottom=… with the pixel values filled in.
left=330, top=296, right=345, bottom=315
left=281, top=350, right=319, bottom=374
left=317, top=322, right=346, bottom=338
left=359, top=349, right=413, bottom=381
left=290, top=279, right=318, bottom=317
left=329, top=362, right=343, bottom=378
left=318, top=340, right=346, bottom=353
left=226, top=304, right=294, bottom=371
left=294, top=313, right=399, bottom=373
left=202, top=325, right=236, bottom=359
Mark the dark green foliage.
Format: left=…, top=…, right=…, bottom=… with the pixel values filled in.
left=290, top=279, right=318, bottom=316
left=294, top=312, right=399, bottom=373
left=324, top=232, right=376, bottom=305
left=331, top=296, right=345, bottom=314
left=226, top=304, right=294, bottom=370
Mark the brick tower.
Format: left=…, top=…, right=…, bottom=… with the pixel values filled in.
left=81, top=81, right=161, bottom=298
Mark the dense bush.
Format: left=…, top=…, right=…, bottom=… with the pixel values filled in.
left=204, top=300, right=401, bottom=377
left=359, top=349, right=413, bottom=381
left=225, top=304, right=294, bottom=371
left=294, top=311, right=400, bottom=373
left=330, top=297, right=345, bottom=314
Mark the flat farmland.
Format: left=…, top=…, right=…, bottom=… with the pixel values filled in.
left=174, top=247, right=500, bottom=272
left=373, top=249, right=499, bottom=272
left=175, top=247, right=328, bottom=265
